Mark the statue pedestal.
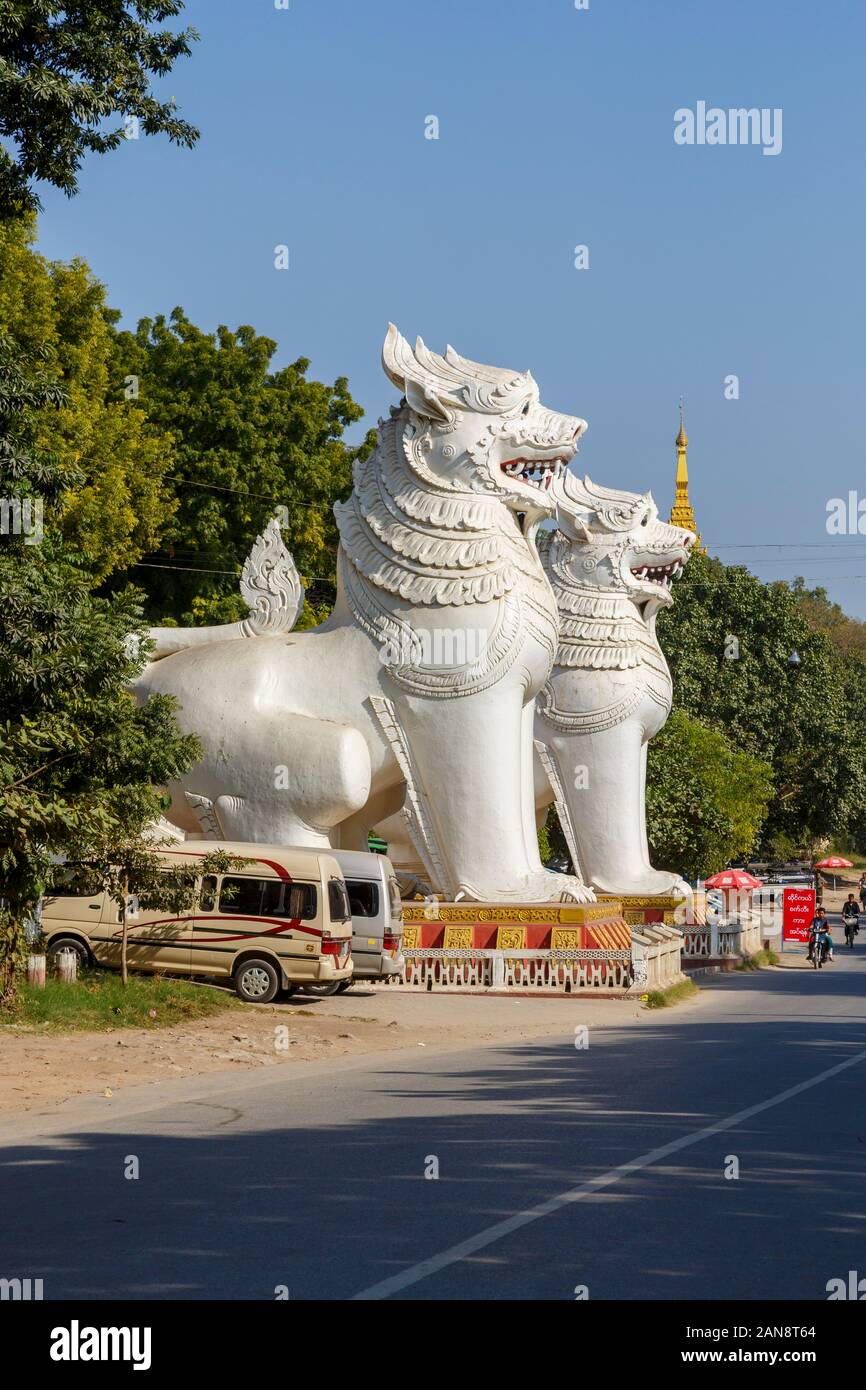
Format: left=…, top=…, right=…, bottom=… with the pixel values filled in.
left=397, top=897, right=686, bottom=995
left=400, top=900, right=629, bottom=951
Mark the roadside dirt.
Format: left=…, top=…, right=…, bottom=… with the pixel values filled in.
left=0, top=985, right=664, bottom=1116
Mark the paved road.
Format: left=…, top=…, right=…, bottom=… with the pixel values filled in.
left=2, top=934, right=866, bottom=1301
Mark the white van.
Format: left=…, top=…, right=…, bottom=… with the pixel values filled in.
left=311, top=849, right=404, bottom=994
left=41, top=843, right=353, bottom=1004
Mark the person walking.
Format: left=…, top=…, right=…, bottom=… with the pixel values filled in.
left=858, top=872, right=866, bottom=912
left=842, top=894, right=860, bottom=949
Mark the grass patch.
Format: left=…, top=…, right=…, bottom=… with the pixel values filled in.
left=3, top=969, right=238, bottom=1033
left=736, top=947, right=780, bottom=971
left=643, top=978, right=699, bottom=1009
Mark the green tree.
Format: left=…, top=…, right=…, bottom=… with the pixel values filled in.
left=0, top=0, right=206, bottom=1008
left=657, top=550, right=862, bottom=851
left=108, top=308, right=368, bottom=623
left=0, top=215, right=177, bottom=580
left=0, top=551, right=206, bottom=1006
left=0, top=265, right=198, bottom=1008
left=63, top=844, right=243, bottom=986
left=790, top=577, right=866, bottom=663
left=0, top=0, right=198, bottom=215
left=645, top=710, right=775, bottom=880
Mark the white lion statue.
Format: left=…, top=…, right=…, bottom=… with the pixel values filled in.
left=135, top=326, right=593, bottom=903
left=376, top=474, right=695, bottom=897
left=533, top=471, right=695, bottom=896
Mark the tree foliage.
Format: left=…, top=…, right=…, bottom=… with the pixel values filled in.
left=657, top=551, right=866, bottom=853
left=108, top=308, right=367, bottom=622
left=646, top=709, right=774, bottom=881
left=0, top=262, right=200, bottom=1007
left=62, top=845, right=244, bottom=986
left=790, top=577, right=866, bottom=663
left=0, top=0, right=199, bottom=215
left=0, top=215, right=177, bottom=579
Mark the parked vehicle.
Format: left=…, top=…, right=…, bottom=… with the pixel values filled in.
left=41, top=843, right=353, bottom=1004
left=322, top=849, right=404, bottom=995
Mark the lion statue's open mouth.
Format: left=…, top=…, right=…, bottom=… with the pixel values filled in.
left=500, top=456, right=572, bottom=491
left=629, top=555, right=688, bottom=593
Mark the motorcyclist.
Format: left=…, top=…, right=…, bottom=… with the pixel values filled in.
left=808, top=908, right=833, bottom=965
left=842, top=893, right=860, bottom=948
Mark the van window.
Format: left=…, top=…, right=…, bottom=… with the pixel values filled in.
left=199, top=875, right=218, bottom=911
left=328, top=879, right=351, bottom=923
left=49, top=866, right=101, bottom=897
left=345, top=880, right=379, bottom=917
left=218, top=877, right=317, bottom=920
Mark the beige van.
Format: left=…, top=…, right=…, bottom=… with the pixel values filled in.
left=41, top=842, right=353, bottom=1004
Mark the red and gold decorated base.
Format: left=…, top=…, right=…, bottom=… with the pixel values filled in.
left=596, top=893, right=686, bottom=929
left=401, top=900, right=630, bottom=951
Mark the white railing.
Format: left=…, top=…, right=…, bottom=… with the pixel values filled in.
left=682, top=912, right=766, bottom=961
left=386, top=934, right=684, bottom=994
left=630, top=925, right=686, bottom=991
left=399, top=948, right=629, bottom=991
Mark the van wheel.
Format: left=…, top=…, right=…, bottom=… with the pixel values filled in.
left=301, top=981, right=342, bottom=997
left=335, top=980, right=352, bottom=994
left=234, top=958, right=280, bottom=1004
left=47, top=937, right=91, bottom=970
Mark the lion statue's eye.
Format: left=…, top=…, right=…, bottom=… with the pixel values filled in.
left=641, top=514, right=649, bottom=526
left=522, top=401, right=531, bottom=415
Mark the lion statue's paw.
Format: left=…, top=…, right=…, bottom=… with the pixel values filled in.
left=594, top=870, right=690, bottom=899
left=524, top=871, right=596, bottom=905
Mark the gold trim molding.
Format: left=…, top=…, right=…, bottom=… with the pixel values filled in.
left=403, top=901, right=623, bottom=925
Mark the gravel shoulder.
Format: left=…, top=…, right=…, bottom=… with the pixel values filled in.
left=0, top=982, right=679, bottom=1118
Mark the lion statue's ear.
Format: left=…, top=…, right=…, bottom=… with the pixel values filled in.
left=382, top=323, right=453, bottom=421
left=555, top=506, right=593, bottom=543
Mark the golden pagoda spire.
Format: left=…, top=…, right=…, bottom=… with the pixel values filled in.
left=670, top=398, right=701, bottom=548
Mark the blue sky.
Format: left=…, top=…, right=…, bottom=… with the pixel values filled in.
left=37, top=0, right=866, bottom=615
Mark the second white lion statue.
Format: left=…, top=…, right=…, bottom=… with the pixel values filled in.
left=376, top=474, right=695, bottom=897
left=533, top=472, right=695, bottom=896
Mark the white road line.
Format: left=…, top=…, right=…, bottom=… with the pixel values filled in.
left=352, top=1043, right=866, bottom=1300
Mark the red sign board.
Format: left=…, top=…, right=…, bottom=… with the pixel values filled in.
left=782, top=887, right=816, bottom=944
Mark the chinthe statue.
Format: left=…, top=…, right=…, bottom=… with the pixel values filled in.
left=135, top=326, right=594, bottom=903
left=376, top=474, right=695, bottom=897
left=534, top=472, right=695, bottom=897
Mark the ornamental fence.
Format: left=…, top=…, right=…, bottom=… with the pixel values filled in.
left=681, top=914, right=764, bottom=962
left=384, top=923, right=684, bottom=995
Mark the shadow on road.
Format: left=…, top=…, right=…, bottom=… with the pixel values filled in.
left=2, top=962, right=866, bottom=1301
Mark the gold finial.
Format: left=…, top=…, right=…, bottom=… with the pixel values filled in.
left=676, top=397, right=688, bottom=449
left=670, top=400, right=701, bottom=549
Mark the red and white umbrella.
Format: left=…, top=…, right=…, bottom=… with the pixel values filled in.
left=704, top=869, right=762, bottom=890
left=814, top=856, right=853, bottom=869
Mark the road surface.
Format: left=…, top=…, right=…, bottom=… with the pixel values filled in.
left=2, top=931, right=865, bottom=1301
